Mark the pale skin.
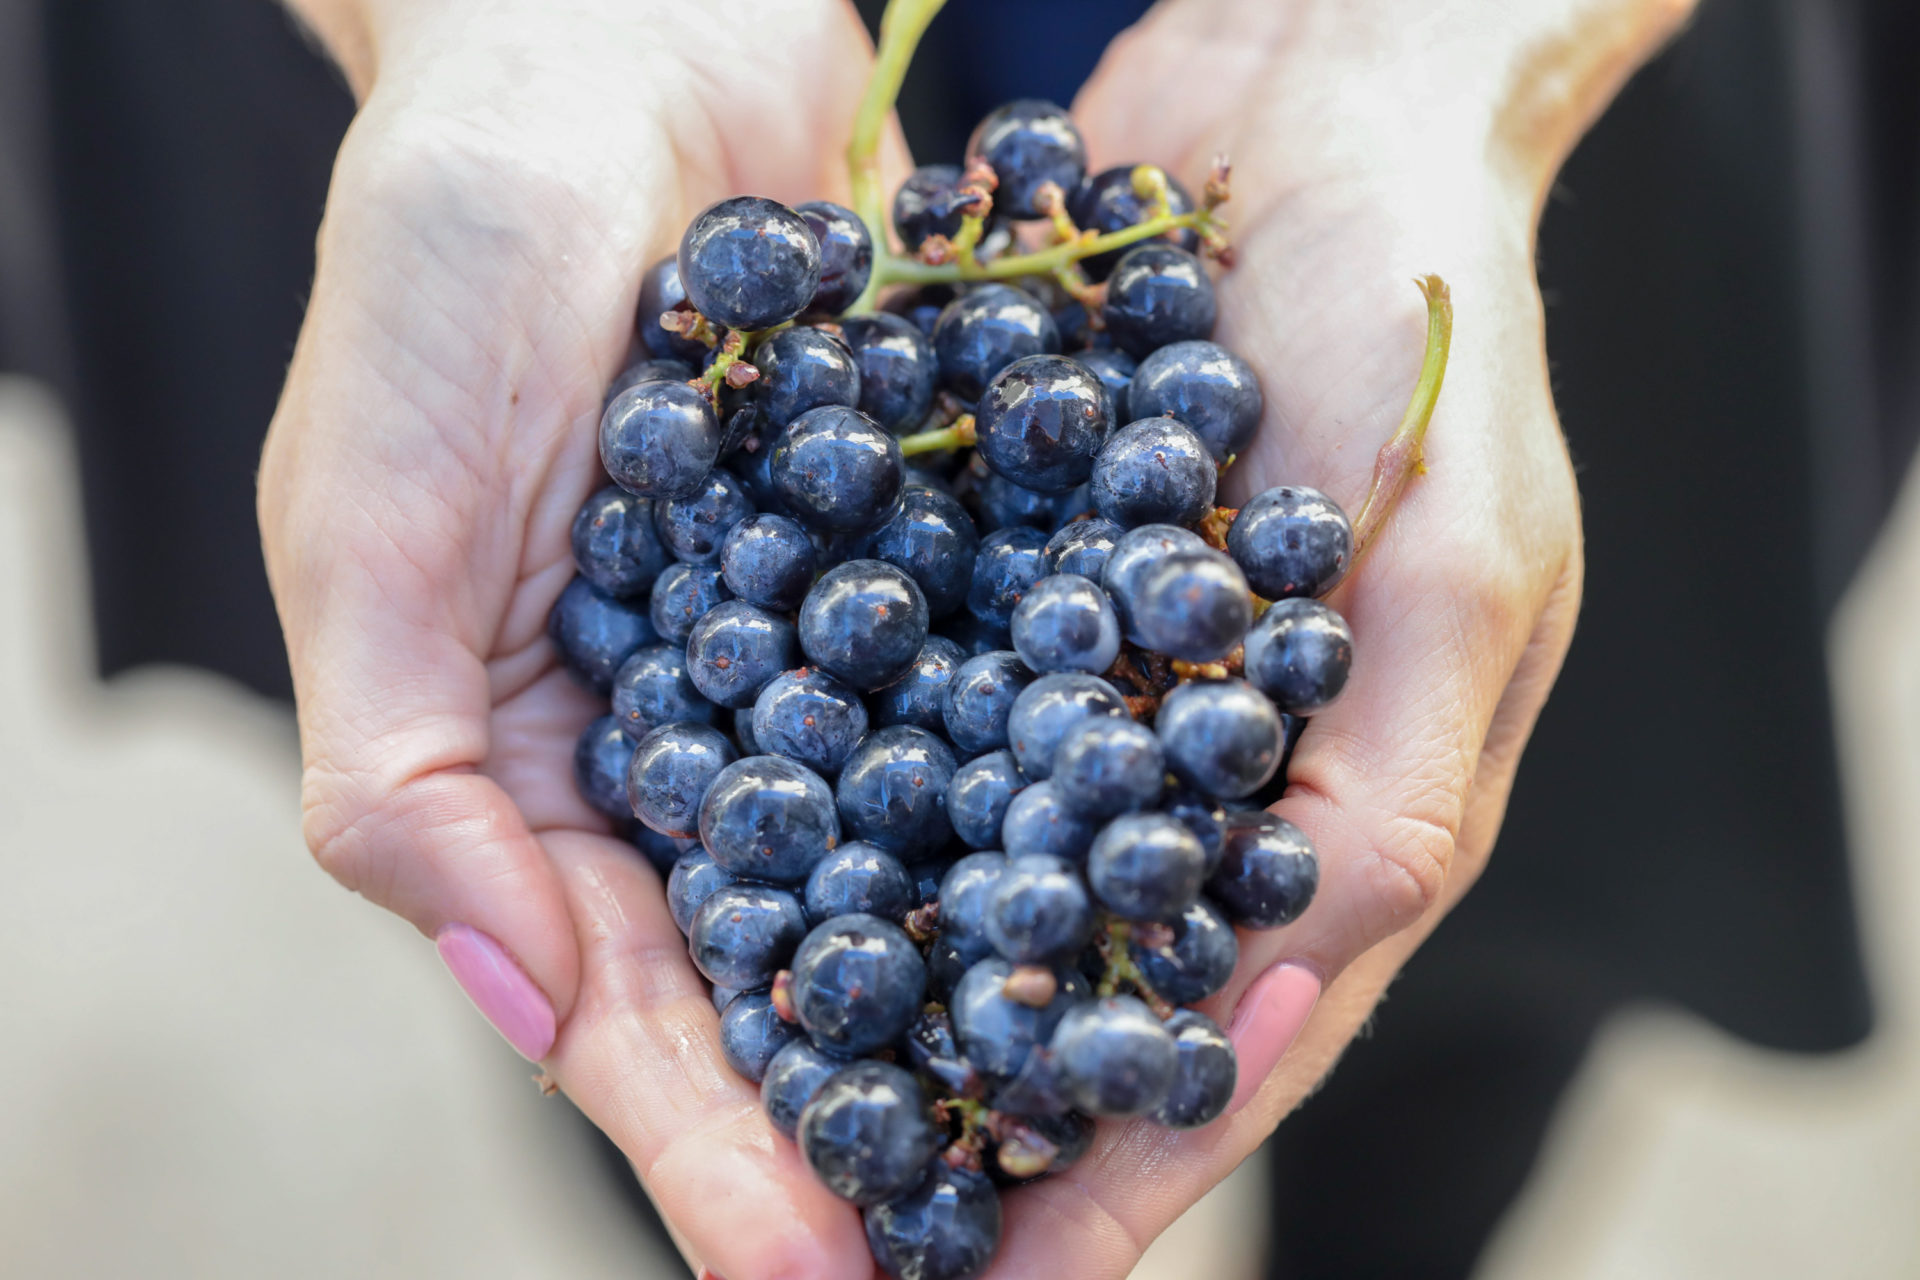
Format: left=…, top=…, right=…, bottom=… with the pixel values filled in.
left=260, top=1, right=1697, bottom=1275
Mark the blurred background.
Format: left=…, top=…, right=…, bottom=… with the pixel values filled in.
left=2, top=0, right=1918, bottom=1275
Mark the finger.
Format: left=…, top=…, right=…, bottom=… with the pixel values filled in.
left=542, top=828, right=875, bottom=1280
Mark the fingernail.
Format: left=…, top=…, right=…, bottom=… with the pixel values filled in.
left=1225, top=962, right=1321, bottom=1114
left=436, top=923, right=557, bottom=1062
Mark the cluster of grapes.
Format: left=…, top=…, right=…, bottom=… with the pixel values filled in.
left=549, top=96, right=1357, bottom=1280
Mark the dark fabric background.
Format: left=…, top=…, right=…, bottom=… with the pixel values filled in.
left=4, top=1, right=1905, bottom=1275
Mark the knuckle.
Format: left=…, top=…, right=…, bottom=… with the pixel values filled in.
left=1359, top=796, right=1461, bottom=937
left=299, top=759, right=388, bottom=903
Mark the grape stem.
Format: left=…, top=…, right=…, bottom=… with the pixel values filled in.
left=845, top=0, right=948, bottom=312
left=1350, top=275, right=1454, bottom=563
left=898, top=414, right=975, bottom=456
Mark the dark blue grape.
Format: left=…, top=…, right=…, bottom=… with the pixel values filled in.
left=985, top=853, right=1094, bottom=964
left=967, top=98, right=1087, bottom=219
left=731, top=705, right=763, bottom=755
left=677, top=196, right=821, bottom=331
left=999, top=780, right=1098, bottom=862
left=573, top=714, right=635, bottom=819
left=942, top=650, right=1033, bottom=756
left=795, top=201, right=873, bottom=315
left=611, top=642, right=714, bottom=739
left=940, top=611, right=1014, bottom=659
left=712, top=984, right=749, bottom=1013
left=799, top=1062, right=939, bottom=1206
left=932, top=285, right=1060, bottom=404
left=861, top=486, right=979, bottom=619
left=804, top=842, right=915, bottom=924
left=871, top=636, right=965, bottom=732
left=653, top=469, right=754, bottom=565
left=906, top=855, right=955, bottom=909
left=1049, top=996, right=1177, bottom=1117
left=1131, top=897, right=1238, bottom=1005
left=550, top=576, right=656, bottom=695
left=1053, top=299, right=1095, bottom=352
left=892, top=164, right=1003, bottom=253
left=627, top=721, right=737, bottom=836
left=684, top=600, right=799, bottom=708
left=1068, top=165, right=1201, bottom=281
left=1009, top=574, right=1120, bottom=675
left=951, top=957, right=1085, bottom=1083
left=938, top=851, right=1010, bottom=962
left=1127, top=339, right=1264, bottom=462
left=987, top=1110, right=1094, bottom=1185
left=719, top=512, right=816, bottom=611
left=1226, top=484, right=1353, bottom=600
left=628, top=823, right=697, bottom=875
left=1089, top=417, right=1216, bottom=529
left=839, top=312, right=938, bottom=434
left=753, top=325, right=861, bottom=429
left=688, top=882, right=808, bottom=989
left=1099, top=522, right=1205, bottom=639
left=751, top=665, right=868, bottom=776
left=1164, top=788, right=1229, bottom=875
left=1005, top=672, right=1128, bottom=779
left=972, top=471, right=1090, bottom=532
left=1152, top=1010, right=1236, bottom=1128
left=634, top=255, right=708, bottom=363
left=905, top=1009, right=979, bottom=1098
left=770, top=405, right=904, bottom=534
left=648, top=561, right=730, bottom=646
left=798, top=558, right=930, bottom=691
left=698, top=754, right=839, bottom=883
left=1243, top=597, right=1354, bottom=715
left=719, top=991, right=801, bottom=1084
left=599, top=379, right=722, bottom=500
left=1207, top=810, right=1319, bottom=928
left=1072, top=348, right=1136, bottom=420
left=790, top=914, right=927, bottom=1056
left=667, top=847, right=736, bottom=933
left=761, top=1039, right=841, bottom=1138
left=1100, top=244, right=1216, bottom=358
left=1049, top=718, right=1163, bottom=819
left=1086, top=813, right=1206, bottom=922
left=865, top=1163, right=1002, bottom=1280
left=735, top=434, right=792, bottom=517
left=967, top=526, right=1050, bottom=629
left=1157, top=678, right=1283, bottom=800
left=947, top=752, right=1026, bottom=849
left=571, top=486, right=671, bottom=597
left=836, top=726, right=957, bottom=858
left=605, top=357, right=697, bottom=411
left=1042, top=517, right=1122, bottom=580
left=1129, top=547, right=1252, bottom=662
left=974, top=354, right=1114, bottom=494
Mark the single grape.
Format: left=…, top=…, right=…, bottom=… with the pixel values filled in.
left=1010, top=573, right=1121, bottom=675
left=799, top=1061, right=940, bottom=1206
left=932, top=285, right=1060, bottom=404
left=1131, top=897, right=1238, bottom=1006
left=999, top=779, right=1098, bottom=862
left=731, top=705, right=762, bottom=756
left=967, top=98, right=1087, bottom=219
left=1068, top=165, right=1200, bottom=281
left=1089, top=416, right=1216, bottom=529
left=840, top=313, right=938, bottom=433
left=1127, top=339, right=1264, bottom=462
left=1101, top=244, right=1216, bottom=358
left=688, top=882, right=808, bottom=989
left=753, top=325, right=862, bottom=429
left=1049, top=996, right=1178, bottom=1117
left=967, top=526, right=1050, bottom=629
left=975, top=354, right=1114, bottom=496
left=648, top=561, right=730, bottom=646
left=1243, top=596, right=1355, bottom=715
left=1005, top=672, right=1129, bottom=779
left=761, top=1039, right=841, bottom=1139
left=627, top=721, right=738, bottom=836
left=719, top=512, right=817, bottom=611
left=653, top=468, right=754, bottom=565
left=985, top=853, right=1094, bottom=964
left=950, top=956, right=1085, bottom=1083
left=1086, top=812, right=1207, bottom=922
left=1226, top=484, right=1354, bottom=600
left=1049, top=718, right=1164, bottom=819
left=666, top=847, right=736, bottom=934
left=719, top=991, right=801, bottom=1084
left=572, top=714, right=635, bottom=819
left=734, top=433, right=792, bottom=517
left=1156, top=679, right=1283, bottom=800
left=712, top=984, right=749, bottom=1013
left=947, top=751, right=1027, bottom=849
left=942, top=650, right=1033, bottom=756
left=611, top=642, right=715, bottom=739
left=1164, top=787, right=1229, bottom=874
left=684, top=600, right=799, bottom=709
left=795, top=200, right=874, bottom=315
left=904, top=1008, right=978, bottom=1098
left=799, top=558, right=931, bottom=690
left=770, top=404, right=905, bottom=534
left=1153, top=1009, right=1237, bottom=1128
left=1128, top=546, right=1252, bottom=662
left=892, top=164, right=1005, bottom=253
left=1072, top=348, right=1136, bottom=420
left=905, top=854, right=956, bottom=909
left=1099, top=522, right=1206, bottom=639
left=860, top=486, right=980, bottom=619
left=864, top=1162, right=1003, bottom=1280
left=937, top=851, right=1010, bottom=964
left=747, top=665, right=868, bottom=776
left=790, top=913, right=928, bottom=1056
left=549, top=576, right=656, bottom=694
left=633, top=255, right=708, bottom=363
left=698, top=754, right=840, bottom=884
left=1207, top=810, right=1319, bottom=928
left=835, top=725, right=958, bottom=858
left=599, top=379, right=723, bottom=500
left=571, top=486, right=671, bottom=597
left=1042, top=516, right=1122, bottom=580
left=804, top=842, right=916, bottom=925
left=940, top=611, right=1014, bottom=659
left=972, top=471, right=1090, bottom=532
left=628, top=823, right=697, bottom=876
left=871, top=636, right=965, bottom=732
left=677, top=195, right=821, bottom=331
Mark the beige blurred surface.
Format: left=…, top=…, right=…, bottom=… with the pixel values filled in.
left=0, top=372, right=1913, bottom=1279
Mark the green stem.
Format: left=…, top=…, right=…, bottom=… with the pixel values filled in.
left=898, top=414, right=975, bottom=456
left=1350, top=275, right=1454, bottom=563
left=846, top=0, right=948, bottom=313
left=875, top=209, right=1213, bottom=288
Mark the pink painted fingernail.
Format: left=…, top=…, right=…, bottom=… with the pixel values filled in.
left=1225, top=962, right=1322, bottom=1114
left=436, top=923, right=557, bottom=1062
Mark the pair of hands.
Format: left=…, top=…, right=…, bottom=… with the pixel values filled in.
left=259, top=0, right=1690, bottom=1275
